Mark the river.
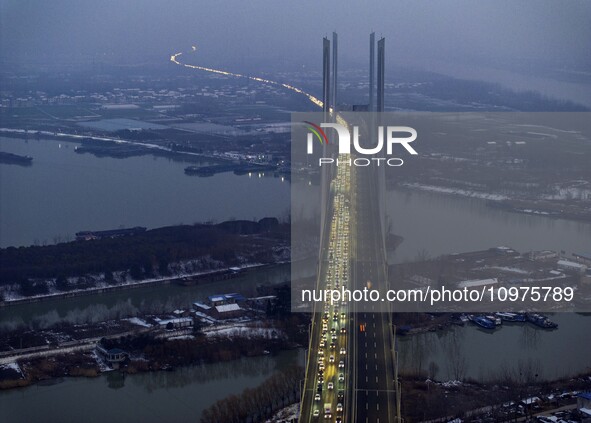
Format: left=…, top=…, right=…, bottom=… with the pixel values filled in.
left=398, top=312, right=591, bottom=381
left=0, top=349, right=303, bottom=423
left=0, top=264, right=293, bottom=328
left=0, top=136, right=290, bottom=248
left=387, top=187, right=591, bottom=263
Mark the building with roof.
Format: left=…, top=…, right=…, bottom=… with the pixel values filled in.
left=457, top=278, right=499, bottom=289
left=573, top=253, right=591, bottom=266
left=211, top=303, right=243, bottom=319
left=578, top=392, right=591, bottom=408
left=96, top=344, right=127, bottom=369
left=578, top=392, right=591, bottom=423
left=207, top=293, right=245, bottom=306
left=530, top=250, right=558, bottom=261
left=154, top=317, right=194, bottom=330
left=557, top=260, right=588, bottom=274
left=194, top=293, right=246, bottom=320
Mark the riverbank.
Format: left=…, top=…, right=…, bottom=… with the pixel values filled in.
left=0, top=317, right=308, bottom=391
left=0, top=262, right=282, bottom=307
left=399, top=178, right=591, bottom=223
left=0, top=217, right=292, bottom=304
left=401, top=372, right=591, bottom=423
left=0, top=335, right=302, bottom=391
left=0, top=349, right=303, bottom=423
left=0, top=280, right=309, bottom=391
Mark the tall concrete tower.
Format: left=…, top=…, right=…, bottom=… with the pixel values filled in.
left=377, top=37, right=385, bottom=113
left=332, top=32, right=338, bottom=112
left=320, top=36, right=332, bottom=254
left=376, top=36, right=387, bottom=251
left=369, top=32, right=375, bottom=111
left=322, top=37, right=331, bottom=115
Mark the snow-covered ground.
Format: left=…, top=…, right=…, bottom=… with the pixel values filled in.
left=91, top=351, right=114, bottom=373
left=475, top=266, right=530, bottom=275
left=1, top=260, right=277, bottom=303
left=166, top=334, right=195, bottom=341
left=426, top=378, right=463, bottom=388
left=0, top=362, right=23, bottom=378
left=125, top=317, right=152, bottom=328
left=402, top=183, right=509, bottom=201
left=265, top=403, right=299, bottom=422
left=204, top=323, right=285, bottom=340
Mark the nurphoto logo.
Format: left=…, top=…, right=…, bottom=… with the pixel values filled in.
left=304, top=121, right=418, bottom=167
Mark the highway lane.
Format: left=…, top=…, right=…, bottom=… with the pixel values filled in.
left=352, top=164, right=397, bottom=423
left=300, top=159, right=398, bottom=423
left=300, top=156, right=352, bottom=422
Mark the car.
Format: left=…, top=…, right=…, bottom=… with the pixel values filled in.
left=337, top=391, right=344, bottom=401
left=332, top=334, right=337, bottom=341
left=336, top=403, right=343, bottom=412
left=338, top=360, right=344, bottom=368
left=320, top=340, right=326, bottom=348
left=340, top=347, right=346, bottom=355
left=318, top=350, right=324, bottom=356
left=315, top=393, right=321, bottom=401
left=319, top=362, right=325, bottom=371
left=329, top=355, right=335, bottom=363
left=330, top=342, right=336, bottom=349
left=327, top=382, right=334, bottom=390
left=336, top=418, right=343, bottom=423
left=318, top=374, right=324, bottom=382
left=318, top=356, right=324, bottom=363
left=313, top=409, right=320, bottom=417
left=338, top=373, right=344, bottom=382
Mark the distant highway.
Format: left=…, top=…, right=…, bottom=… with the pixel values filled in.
left=170, top=50, right=324, bottom=109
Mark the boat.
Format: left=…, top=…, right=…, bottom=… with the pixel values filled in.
left=485, top=315, right=503, bottom=326
left=526, top=313, right=558, bottom=329
left=0, top=151, right=33, bottom=165
left=495, top=312, right=526, bottom=322
left=469, top=315, right=496, bottom=329
left=459, top=314, right=470, bottom=323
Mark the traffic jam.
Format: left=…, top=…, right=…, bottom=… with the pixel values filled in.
left=312, top=157, right=351, bottom=421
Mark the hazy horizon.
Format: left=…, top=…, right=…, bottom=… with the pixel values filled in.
left=1, top=0, right=590, bottom=105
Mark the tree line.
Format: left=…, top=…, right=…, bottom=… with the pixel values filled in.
left=0, top=219, right=287, bottom=293
left=201, top=365, right=303, bottom=423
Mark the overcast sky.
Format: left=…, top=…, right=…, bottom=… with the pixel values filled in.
left=1, top=0, right=590, bottom=99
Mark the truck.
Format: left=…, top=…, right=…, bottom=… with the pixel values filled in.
left=324, top=403, right=332, bottom=418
